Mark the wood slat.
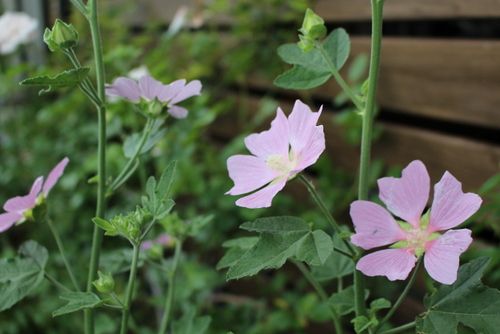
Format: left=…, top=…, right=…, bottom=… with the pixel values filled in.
left=315, top=0, right=500, bottom=21
left=248, top=37, right=500, bottom=129
left=214, top=96, right=500, bottom=190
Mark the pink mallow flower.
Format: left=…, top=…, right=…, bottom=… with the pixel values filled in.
left=226, top=100, right=325, bottom=209
left=0, top=157, right=69, bottom=233
left=141, top=233, right=172, bottom=251
left=105, top=74, right=201, bottom=119
left=350, top=160, right=482, bottom=285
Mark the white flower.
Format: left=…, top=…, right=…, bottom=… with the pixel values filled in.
left=0, top=11, right=38, bottom=55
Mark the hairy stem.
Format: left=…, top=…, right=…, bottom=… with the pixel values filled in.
left=158, top=240, right=182, bottom=334
left=119, top=244, right=141, bottom=334
left=354, top=0, right=385, bottom=318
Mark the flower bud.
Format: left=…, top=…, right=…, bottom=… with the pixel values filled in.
left=44, top=19, right=79, bottom=52
left=298, top=9, right=326, bottom=52
left=93, top=271, right=115, bottom=293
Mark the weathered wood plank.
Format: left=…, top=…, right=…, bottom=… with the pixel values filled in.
left=315, top=0, right=500, bottom=21
left=214, top=96, right=500, bottom=190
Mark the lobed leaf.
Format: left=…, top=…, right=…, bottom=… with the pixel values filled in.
left=274, top=66, right=331, bottom=90
left=52, top=292, right=102, bottom=317
left=20, top=68, right=90, bottom=95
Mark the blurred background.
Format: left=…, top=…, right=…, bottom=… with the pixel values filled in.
left=0, top=0, right=499, bottom=333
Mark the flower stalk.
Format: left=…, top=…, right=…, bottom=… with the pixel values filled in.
left=119, top=244, right=141, bottom=334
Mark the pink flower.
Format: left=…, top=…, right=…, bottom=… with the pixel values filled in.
left=350, top=160, right=482, bottom=285
left=226, top=100, right=325, bottom=208
left=105, top=74, right=201, bottom=119
left=141, top=233, right=172, bottom=251
left=0, top=157, right=69, bottom=233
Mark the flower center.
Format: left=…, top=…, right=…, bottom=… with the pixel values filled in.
left=266, top=150, right=298, bottom=177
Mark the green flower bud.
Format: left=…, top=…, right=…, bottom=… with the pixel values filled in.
left=93, top=271, right=115, bottom=293
left=44, top=19, right=79, bottom=52
left=146, top=244, right=163, bottom=260
left=299, top=9, right=326, bottom=41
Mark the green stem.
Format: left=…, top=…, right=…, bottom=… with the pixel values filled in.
left=44, top=273, right=71, bottom=292
left=293, top=260, right=343, bottom=334
left=354, top=0, right=385, bottom=318
left=84, top=0, right=107, bottom=333
left=65, top=48, right=101, bottom=107
left=47, top=218, right=80, bottom=291
left=119, top=244, right=141, bottom=334
left=158, top=240, right=182, bottom=334
left=69, top=0, right=87, bottom=15
left=376, top=261, right=421, bottom=332
left=316, top=43, right=364, bottom=111
left=378, top=321, right=416, bottom=334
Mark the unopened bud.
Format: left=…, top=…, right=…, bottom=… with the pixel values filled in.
left=44, top=19, right=79, bottom=52
left=93, top=271, right=115, bottom=293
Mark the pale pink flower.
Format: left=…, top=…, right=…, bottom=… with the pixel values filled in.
left=141, top=233, right=172, bottom=251
left=105, top=74, right=201, bottom=118
left=226, top=100, right=325, bottom=208
left=0, top=157, right=69, bottom=232
left=350, top=160, right=482, bottom=285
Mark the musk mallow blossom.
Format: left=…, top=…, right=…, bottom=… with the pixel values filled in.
left=0, top=157, right=69, bottom=233
left=350, top=160, right=482, bottom=285
left=105, top=74, right=202, bottom=119
left=141, top=233, right=173, bottom=251
left=0, top=11, right=38, bottom=55
left=226, top=100, right=325, bottom=209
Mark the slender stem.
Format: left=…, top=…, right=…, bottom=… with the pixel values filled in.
left=47, top=218, right=80, bottom=291
left=354, top=0, right=385, bottom=318
left=158, top=240, right=182, bottom=334
left=65, top=48, right=101, bottom=107
left=119, top=244, right=141, bottom=334
left=111, top=292, right=125, bottom=307
left=140, top=218, right=158, bottom=241
left=378, top=321, right=416, bottom=334
left=316, top=43, right=364, bottom=111
left=69, top=0, right=87, bottom=15
left=44, top=273, right=71, bottom=292
left=293, top=260, right=343, bottom=334
left=84, top=0, right=107, bottom=333
left=377, top=260, right=421, bottom=331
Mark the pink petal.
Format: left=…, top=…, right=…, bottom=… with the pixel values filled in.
left=356, top=249, right=417, bottom=281
left=226, top=155, right=277, bottom=196
left=168, top=105, right=189, bottom=119
left=169, top=80, right=202, bottom=105
left=235, top=179, right=287, bottom=209
left=244, top=108, right=290, bottom=158
left=428, top=171, right=482, bottom=232
left=378, top=160, right=430, bottom=227
left=350, top=200, right=406, bottom=250
left=43, top=157, right=69, bottom=195
left=424, top=229, right=472, bottom=284
left=295, top=125, right=325, bottom=171
left=138, top=75, right=165, bottom=101
left=105, top=77, right=141, bottom=102
left=158, top=79, right=186, bottom=102
left=0, top=212, right=23, bottom=233
left=3, top=176, right=43, bottom=213
left=141, top=240, right=153, bottom=251
left=287, top=100, right=322, bottom=154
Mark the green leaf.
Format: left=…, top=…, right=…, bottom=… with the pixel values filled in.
left=0, top=241, right=48, bottom=312
left=222, top=237, right=259, bottom=249
left=370, top=298, right=391, bottom=312
left=296, top=230, right=333, bottom=266
left=217, top=237, right=259, bottom=270
left=20, top=68, right=90, bottom=95
left=52, top=292, right=102, bottom=317
left=99, top=248, right=146, bottom=274
left=240, top=216, right=310, bottom=233
left=311, top=233, right=354, bottom=281
left=329, top=286, right=369, bottom=316
left=156, top=161, right=177, bottom=200
left=416, top=257, right=500, bottom=334
left=274, top=65, right=331, bottom=90
left=352, top=315, right=376, bottom=333
left=277, top=44, right=328, bottom=71
left=172, top=307, right=211, bottom=334
left=323, top=28, right=350, bottom=71
left=123, top=120, right=167, bottom=158
left=92, top=217, right=118, bottom=236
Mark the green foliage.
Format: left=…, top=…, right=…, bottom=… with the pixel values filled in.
left=93, top=207, right=152, bottom=243
left=122, top=120, right=166, bottom=158
left=0, top=241, right=48, bottom=312
left=141, top=162, right=177, bottom=219
left=52, top=292, right=102, bottom=317
left=19, top=68, right=90, bottom=95
left=172, top=307, right=211, bottom=334
left=417, top=257, right=500, bottom=334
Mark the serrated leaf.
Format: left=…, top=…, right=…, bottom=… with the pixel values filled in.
left=311, top=234, right=354, bottom=281
left=156, top=161, right=177, bottom=200
left=277, top=43, right=328, bottom=71
left=52, top=292, right=102, bottom=317
left=240, top=216, right=310, bottom=233
left=274, top=65, right=331, bottom=90
left=416, top=257, right=500, bottom=334
left=172, top=307, right=211, bottom=334
left=0, top=241, right=48, bottom=312
left=296, top=230, right=333, bottom=266
left=20, top=68, right=90, bottom=95
left=217, top=237, right=259, bottom=270
left=323, top=28, right=350, bottom=71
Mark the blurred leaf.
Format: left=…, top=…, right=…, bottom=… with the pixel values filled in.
left=20, top=68, right=90, bottom=95
left=329, top=286, right=369, bottom=316
left=157, top=161, right=177, bottom=200
left=172, top=307, right=211, bottom=334
left=52, top=292, right=102, bottom=317
left=277, top=44, right=328, bottom=71
left=123, top=120, right=167, bottom=158
left=241, top=216, right=309, bottom=233
left=274, top=66, right=330, bottom=90
left=322, top=28, right=350, bottom=71
left=369, top=298, right=391, bottom=312
left=347, top=54, right=368, bottom=82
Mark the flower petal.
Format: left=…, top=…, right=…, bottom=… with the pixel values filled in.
left=138, top=75, right=165, bottom=101
left=0, top=212, right=23, bottom=232
left=428, top=171, right=482, bottom=232
left=3, top=176, right=43, bottom=213
left=169, top=80, right=202, bottom=105
left=424, top=229, right=472, bottom=285
left=226, top=155, right=277, bottom=196
left=378, top=160, right=430, bottom=227
left=235, top=179, right=287, bottom=209
left=105, top=77, right=141, bottom=102
left=350, top=200, right=406, bottom=250
left=288, top=100, right=322, bottom=154
left=244, top=108, right=289, bottom=158
left=295, top=125, right=325, bottom=171
left=43, top=157, right=69, bottom=195
left=356, top=249, right=417, bottom=281
left=168, top=105, right=189, bottom=119
left=158, top=79, right=186, bottom=102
